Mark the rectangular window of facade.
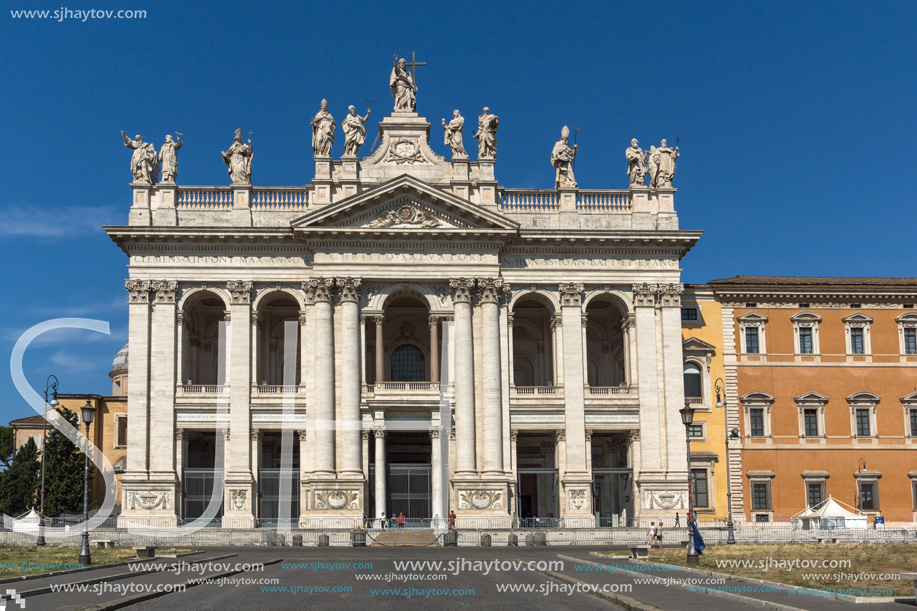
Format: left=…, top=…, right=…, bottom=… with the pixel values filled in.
left=906, top=328, right=917, bottom=355
left=850, top=327, right=865, bottom=354
left=116, top=416, right=128, bottom=448
left=806, top=481, right=825, bottom=508
left=749, top=409, right=765, bottom=437
left=798, top=327, right=814, bottom=354
left=804, top=409, right=819, bottom=437
left=858, top=481, right=879, bottom=511
left=691, top=469, right=709, bottom=508
left=687, top=424, right=704, bottom=438
left=745, top=328, right=759, bottom=354
left=681, top=307, right=698, bottom=321
left=752, top=482, right=771, bottom=510
left=910, top=408, right=917, bottom=437
left=855, top=408, right=871, bottom=436
left=755, top=514, right=770, bottom=522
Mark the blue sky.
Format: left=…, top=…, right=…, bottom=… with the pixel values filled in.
left=1, top=0, right=915, bottom=421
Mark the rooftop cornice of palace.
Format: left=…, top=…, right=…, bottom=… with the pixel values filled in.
left=713, top=289, right=917, bottom=303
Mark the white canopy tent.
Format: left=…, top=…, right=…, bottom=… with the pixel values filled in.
left=792, top=496, right=869, bottom=530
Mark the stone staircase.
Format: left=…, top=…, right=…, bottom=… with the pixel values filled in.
left=369, top=528, right=439, bottom=547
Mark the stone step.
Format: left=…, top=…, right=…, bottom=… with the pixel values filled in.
left=369, top=529, right=439, bottom=547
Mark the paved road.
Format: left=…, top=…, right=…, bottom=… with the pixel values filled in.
left=5, top=546, right=914, bottom=610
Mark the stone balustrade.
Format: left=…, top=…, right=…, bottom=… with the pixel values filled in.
left=251, top=384, right=305, bottom=395
left=586, top=386, right=634, bottom=395
left=499, top=189, right=558, bottom=211
left=576, top=190, right=632, bottom=212
left=250, top=187, right=312, bottom=210
left=176, top=186, right=234, bottom=209
left=177, top=384, right=229, bottom=395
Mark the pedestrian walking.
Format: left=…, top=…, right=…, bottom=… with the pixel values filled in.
left=674, top=512, right=680, bottom=527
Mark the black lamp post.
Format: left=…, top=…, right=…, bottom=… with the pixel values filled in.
left=78, top=400, right=95, bottom=566
left=37, top=375, right=59, bottom=546
left=715, top=379, right=738, bottom=545
left=680, top=402, right=699, bottom=565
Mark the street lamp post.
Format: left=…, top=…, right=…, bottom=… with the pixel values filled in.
left=680, top=403, right=699, bottom=566
left=37, top=375, right=59, bottom=547
left=78, top=400, right=95, bottom=567
left=715, top=379, right=738, bottom=545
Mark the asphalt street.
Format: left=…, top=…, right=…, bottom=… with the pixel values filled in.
left=3, top=546, right=914, bottom=610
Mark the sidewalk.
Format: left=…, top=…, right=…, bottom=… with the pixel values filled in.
left=551, top=553, right=911, bottom=611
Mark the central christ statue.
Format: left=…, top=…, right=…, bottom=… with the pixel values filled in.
left=390, top=54, right=416, bottom=111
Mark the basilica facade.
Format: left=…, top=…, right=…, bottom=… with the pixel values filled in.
left=106, top=87, right=698, bottom=527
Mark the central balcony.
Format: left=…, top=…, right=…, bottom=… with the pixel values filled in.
left=584, top=385, right=639, bottom=407
left=362, top=382, right=446, bottom=408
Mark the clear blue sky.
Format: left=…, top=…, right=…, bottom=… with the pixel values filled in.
left=1, top=0, right=915, bottom=421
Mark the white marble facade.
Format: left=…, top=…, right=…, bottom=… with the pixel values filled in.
left=108, top=106, right=699, bottom=528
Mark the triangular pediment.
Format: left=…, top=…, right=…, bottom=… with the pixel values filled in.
left=682, top=336, right=717, bottom=354
left=794, top=391, right=829, bottom=404
left=291, top=175, right=519, bottom=237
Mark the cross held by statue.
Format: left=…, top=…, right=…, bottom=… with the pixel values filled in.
left=405, top=51, right=426, bottom=89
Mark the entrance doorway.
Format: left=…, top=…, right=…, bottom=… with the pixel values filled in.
left=517, top=468, right=559, bottom=527
left=182, top=431, right=223, bottom=525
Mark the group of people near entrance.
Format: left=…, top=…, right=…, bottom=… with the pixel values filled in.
left=374, top=510, right=458, bottom=531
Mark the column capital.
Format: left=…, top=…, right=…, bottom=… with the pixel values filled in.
left=550, top=314, right=562, bottom=329
left=303, top=277, right=335, bottom=303
left=223, top=310, right=232, bottom=322
left=151, top=280, right=178, bottom=304
left=373, top=428, right=387, bottom=439
left=632, top=283, right=658, bottom=307
left=621, top=314, right=636, bottom=330
left=507, top=313, right=515, bottom=327
left=299, top=310, right=308, bottom=326
left=449, top=278, right=475, bottom=303
left=429, top=428, right=441, bottom=439
left=558, top=282, right=585, bottom=306
left=251, top=429, right=262, bottom=442
left=251, top=311, right=260, bottom=325
left=476, top=277, right=510, bottom=304
left=298, top=430, right=308, bottom=441
left=585, top=429, right=593, bottom=442
left=659, top=283, right=685, bottom=307
left=227, top=281, right=253, bottom=305
left=125, top=279, right=152, bottom=304
left=373, top=315, right=385, bottom=325
left=555, top=429, right=566, bottom=442
left=510, top=429, right=518, bottom=442
left=628, top=429, right=641, bottom=443
left=427, top=317, right=439, bottom=329
left=176, top=311, right=184, bottom=324
left=362, top=430, right=371, bottom=441
left=581, top=314, right=589, bottom=328
left=175, top=427, right=185, bottom=441
left=336, top=276, right=363, bottom=303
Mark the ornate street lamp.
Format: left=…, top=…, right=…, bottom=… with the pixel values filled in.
left=715, top=379, right=738, bottom=545
left=680, top=402, right=699, bottom=565
left=37, top=375, right=59, bottom=546
left=78, top=400, right=96, bottom=566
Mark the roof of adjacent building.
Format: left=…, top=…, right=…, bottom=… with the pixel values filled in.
left=709, top=276, right=917, bottom=286
left=9, top=415, right=46, bottom=427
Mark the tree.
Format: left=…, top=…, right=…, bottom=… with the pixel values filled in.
left=43, top=407, right=92, bottom=516
left=0, top=438, right=40, bottom=516
left=0, top=426, right=14, bottom=469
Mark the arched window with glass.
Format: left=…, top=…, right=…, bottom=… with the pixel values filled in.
left=683, top=362, right=703, bottom=402
left=390, top=344, right=426, bottom=382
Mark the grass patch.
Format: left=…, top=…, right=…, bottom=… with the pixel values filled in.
left=642, top=544, right=914, bottom=597
left=0, top=546, right=192, bottom=578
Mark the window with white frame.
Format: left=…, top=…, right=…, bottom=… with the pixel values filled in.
left=691, top=468, right=709, bottom=508
left=747, top=473, right=774, bottom=515
left=741, top=391, right=774, bottom=438
left=737, top=312, right=768, bottom=354
left=897, top=313, right=917, bottom=355
left=29, top=434, right=42, bottom=449
left=847, top=391, right=879, bottom=438
left=795, top=392, right=828, bottom=438
left=803, top=475, right=827, bottom=508
left=791, top=312, right=822, bottom=355
left=682, top=338, right=716, bottom=410
left=683, top=362, right=702, bottom=400
left=904, top=393, right=917, bottom=437
left=855, top=474, right=881, bottom=512
left=843, top=313, right=873, bottom=355
left=687, top=422, right=705, bottom=440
